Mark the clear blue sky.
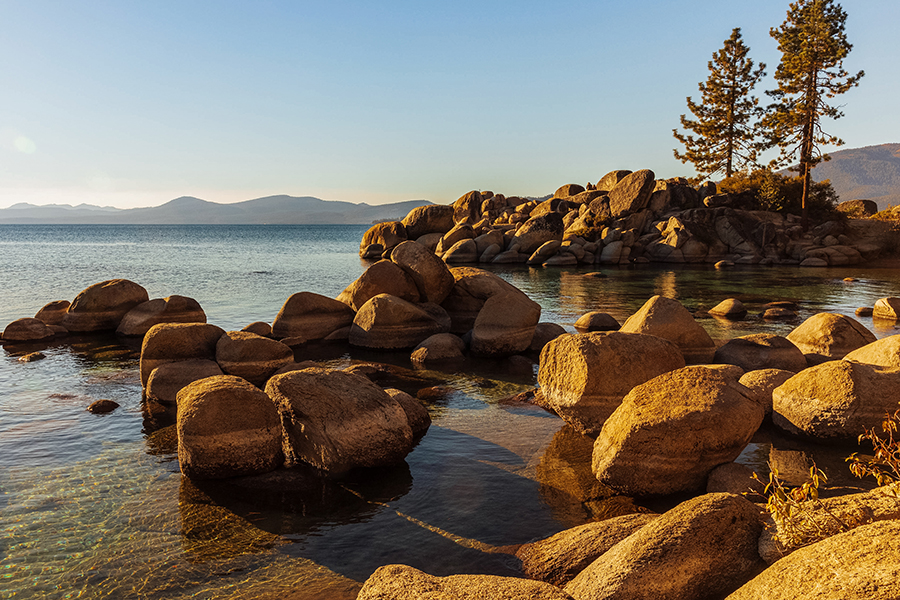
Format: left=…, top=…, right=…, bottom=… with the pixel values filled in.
left=0, top=0, right=895, bottom=209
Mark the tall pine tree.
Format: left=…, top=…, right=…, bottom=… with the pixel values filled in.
left=673, top=28, right=766, bottom=181
left=765, top=0, right=864, bottom=228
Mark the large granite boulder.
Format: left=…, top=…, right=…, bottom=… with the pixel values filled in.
left=177, top=375, right=283, bottom=479
left=349, top=294, right=446, bottom=349
left=619, top=295, right=716, bottom=364
left=265, top=368, right=415, bottom=473
left=146, top=359, right=224, bottom=405
left=140, top=322, right=225, bottom=387
left=439, top=266, right=527, bottom=334
left=538, top=332, right=686, bottom=435
left=713, top=333, right=807, bottom=372
left=359, top=221, right=407, bottom=256
left=116, top=295, right=206, bottom=337
left=772, top=360, right=900, bottom=440
left=470, top=292, right=541, bottom=357
left=511, top=212, right=565, bottom=255
left=384, top=387, right=431, bottom=439
left=34, top=300, right=70, bottom=325
left=597, top=169, right=632, bottom=191
left=410, top=333, right=466, bottom=363
left=873, top=297, right=900, bottom=320
left=358, top=565, right=574, bottom=600
left=574, top=311, right=620, bottom=332
left=844, top=334, right=900, bottom=368
left=401, top=204, right=454, bottom=239
left=390, top=240, right=455, bottom=304
left=516, top=513, right=657, bottom=587
left=61, top=279, right=149, bottom=332
left=592, top=365, right=764, bottom=496
left=738, top=368, right=795, bottom=416
left=530, top=322, right=567, bottom=352
left=451, top=190, right=484, bottom=224
left=728, top=520, right=900, bottom=600
left=336, top=259, right=420, bottom=311
left=607, top=169, right=655, bottom=217
left=441, top=238, right=479, bottom=263
left=555, top=183, right=586, bottom=198
left=785, top=312, right=876, bottom=365
left=271, top=292, right=355, bottom=340
left=565, top=493, right=764, bottom=600
left=1, top=317, right=55, bottom=342
left=215, top=331, right=293, bottom=387
left=435, top=222, right=476, bottom=255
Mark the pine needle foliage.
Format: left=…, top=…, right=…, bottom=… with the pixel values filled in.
left=764, top=0, right=865, bottom=228
left=673, top=28, right=766, bottom=182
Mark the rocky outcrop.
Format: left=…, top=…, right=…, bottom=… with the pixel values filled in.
left=1, top=317, right=56, bottom=342
left=61, top=279, right=150, bottom=332
left=140, top=323, right=226, bottom=387
left=116, top=295, right=206, bottom=337
left=786, top=312, right=876, bottom=365
left=271, top=292, right=355, bottom=340
left=265, top=368, right=415, bottom=473
left=714, top=333, right=808, bottom=372
left=619, top=295, right=716, bottom=364
left=349, top=294, right=446, bottom=349
left=772, top=360, right=900, bottom=440
left=538, top=332, right=685, bottom=435
left=215, top=331, right=293, bottom=387
left=592, top=365, right=764, bottom=496
left=358, top=565, right=574, bottom=600
left=565, top=493, right=764, bottom=600
left=516, top=513, right=657, bottom=586
left=177, top=375, right=283, bottom=479
left=336, top=259, right=420, bottom=311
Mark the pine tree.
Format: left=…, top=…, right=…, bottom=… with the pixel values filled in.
left=764, top=0, right=864, bottom=228
left=673, top=28, right=766, bottom=182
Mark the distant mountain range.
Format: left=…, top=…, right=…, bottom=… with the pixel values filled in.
left=0, top=195, right=432, bottom=225
left=810, top=143, right=900, bottom=210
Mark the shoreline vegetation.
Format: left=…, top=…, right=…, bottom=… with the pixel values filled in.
left=4, top=171, right=900, bottom=599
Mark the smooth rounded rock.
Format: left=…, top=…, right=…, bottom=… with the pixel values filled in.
left=401, top=204, right=454, bottom=239
left=336, top=260, right=420, bottom=311
left=709, top=298, right=747, bottom=318
left=34, top=300, right=70, bottom=325
left=359, top=221, right=407, bottom=256
left=215, top=331, right=293, bottom=387
left=272, top=292, right=355, bottom=340
left=511, top=212, right=565, bottom=255
left=390, top=240, right=455, bottom=304
left=873, top=297, right=900, bottom=320
left=2, top=317, right=55, bottom=342
left=713, top=333, right=807, bottom=372
left=529, top=322, right=567, bottom=352
left=470, top=292, right=541, bottom=357
left=146, top=359, right=224, bottom=405
left=786, top=312, right=876, bottom=365
left=574, top=311, right=620, bottom=332
left=439, top=266, right=527, bottom=334
left=844, top=334, right=900, bottom=368
left=350, top=294, right=445, bottom=349
left=116, top=295, right=206, bottom=337
left=619, top=295, right=716, bottom=364
left=384, top=387, right=431, bottom=439
left=61, top=279, right=150, bottom=332
left=738, top=368, right=795, bottom=416
left=139, top=323, right=226, bottom=387
left=410, top=333, right=466, bottom=363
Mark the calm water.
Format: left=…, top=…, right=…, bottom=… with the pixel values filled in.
left=2, top=224, right=900, bottom=599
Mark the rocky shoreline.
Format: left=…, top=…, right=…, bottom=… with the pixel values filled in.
left=3, top=178, right=900, bottom=599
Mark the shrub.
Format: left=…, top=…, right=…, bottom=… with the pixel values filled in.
left=847, top=406, right=900, bottom=496
left=719, top=168, right=839, bottom=218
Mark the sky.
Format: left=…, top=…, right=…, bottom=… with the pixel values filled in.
left=0, top=0, right=896, bottom=209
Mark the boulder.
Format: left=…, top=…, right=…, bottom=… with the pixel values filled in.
left=116, top=295, right=206, bottom=337
left=538, top=332, right=686, bottom=435
left=530, top=322, right=567, bottom=352
left=272, top=292, right=355, bottom=340
left=336, top=259, right=420, bottom=311
left=215, top=331, right=293, bottom=387
left=786, top=312, right=876, bottom=365
left=401, top=204, right=454, bottom=239
left=565, top=493, right=764, bottom=600
left=844, top=334, right=900, bottom=368
left=358, top=565, right=574, bottom=600
left=241, top=321, right=272, bottom=336
left=146, top=359, right=224, bottom=405
left=516, top=513, right=657, bottom=587
left=441, top=238, right=479, bottom=263
left=527, top=240, right=563, bottom=265
left=359, top=221, right=407, bottom=256
left=435, top=222, right=476, bottom=255
left=451, top=190, right=483, bottom=224
left=574, top=311, right=620, bottom=332
left=873, top=297, right=900, bottom=320
left=350, top=294, right=446, bottom=349
left=738, top=368, right=795, bottom=416
left=713, top=333, right=807, bottom=372
left=596, top=169, right=632, bottom=191
left=389, top=241, right=455, bottom=304
left=61, top=279, right=149, bottom=332
left=555, top=183, right=586, bottom=198
left=773, top=360, right=900, bottom=440
left=1, top=317, right=55, bottom=342
left=470, top=292, right=541, bottom=357
left=140, top=323, right=225, bottom=387
left=619, top=295, right=716, bottom=364
left=177, top=375, right=283, bottom=479
left=34, top=300, right=70, bottom=325
left=729, top=519, right=900, bottom=599
left=706, top=462, right=766, bottom=496
left=410, top=333, right=466, bottom=363
left=266, top=368, right=415, bottom=473
left=384, top=387, right=431, bottom=438
left=709, top=298, right=747, bottom=318
left=440, top=266, right=527, bottom=334
left=87, top=399, right=119, bottom=414
left=835, top=198, right=878, bottom=217
left=592, top=365, right=763, bottom=496
left=607, top=169, right=655, bottom=218
left=511, top=212, right=565, bottom=255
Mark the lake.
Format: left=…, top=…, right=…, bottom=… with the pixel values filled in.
left=2, top=224, right=899, bottom=599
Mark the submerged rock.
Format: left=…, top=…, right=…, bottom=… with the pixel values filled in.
left=2, top=317, right=56, bottom=342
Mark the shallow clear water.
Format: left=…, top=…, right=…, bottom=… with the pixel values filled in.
left=2, top=225, right=900, bottom=599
